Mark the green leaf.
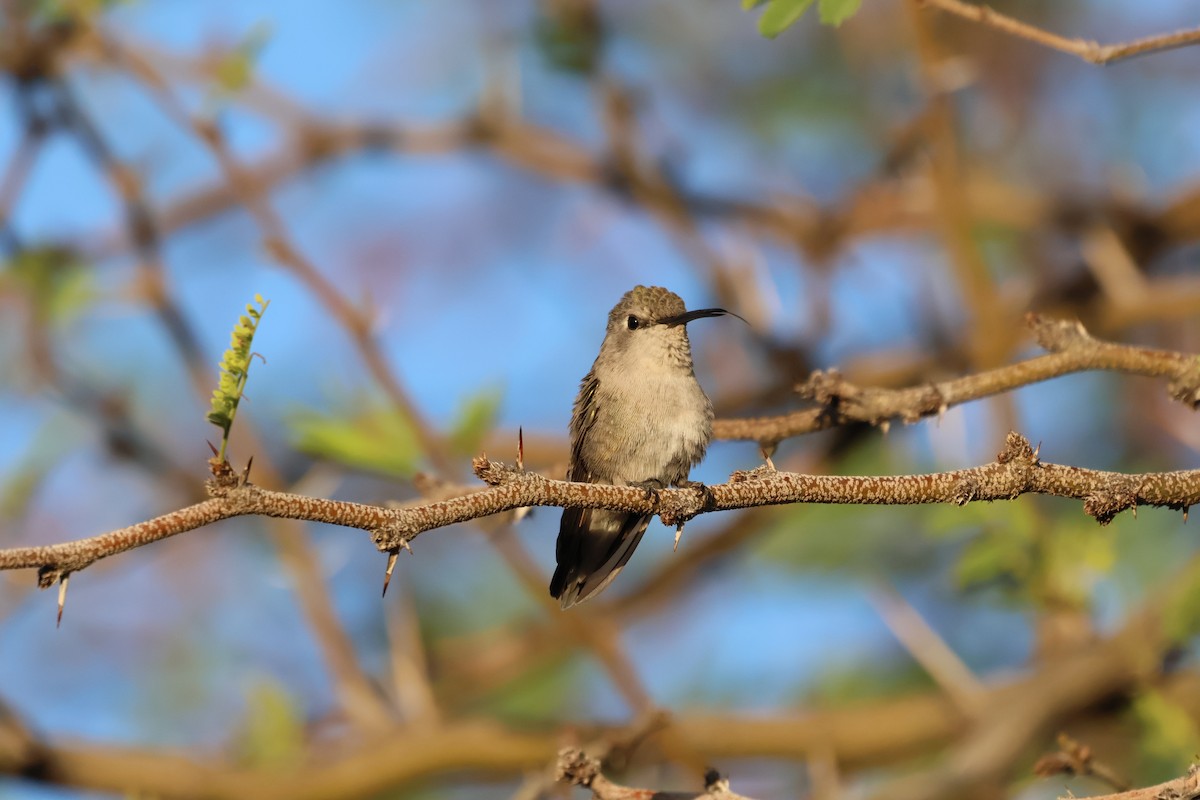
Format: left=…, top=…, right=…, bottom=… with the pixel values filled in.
left=758, top=0, right=817, bottom=38
left=236, top=679, right=304, bottom=768
left=742, top=0, right=768, bottom=8
left=288, top=397, right=422, bottom=477
left=447, top=388, right=503, bottom=457
left=818, top=0, right=863, bottom=26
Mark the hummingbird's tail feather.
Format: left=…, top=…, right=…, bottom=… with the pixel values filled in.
left=550, top=507, right=651, bottom=609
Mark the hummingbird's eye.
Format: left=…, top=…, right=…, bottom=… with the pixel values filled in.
left=626, top=315, right=640, bottom=330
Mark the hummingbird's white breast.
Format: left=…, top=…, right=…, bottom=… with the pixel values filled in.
left=586, top=326, right=714, bottom=487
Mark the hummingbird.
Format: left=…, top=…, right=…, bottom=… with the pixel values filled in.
left=549, top=285, right=736, bottom=609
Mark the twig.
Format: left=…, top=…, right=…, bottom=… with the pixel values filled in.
left=1033, top=732, right=1130, bottom=793
left=714, top=314, right=1200, bottom=444
left=920, top=0, right=1200, bottom=65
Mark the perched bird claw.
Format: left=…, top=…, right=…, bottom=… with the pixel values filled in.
left=632, top=478, right=665, bottom=505
left=679, top=480, right=716, bottom=511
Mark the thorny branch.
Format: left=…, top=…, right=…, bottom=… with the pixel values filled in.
left=3, top=431, right=1199, bottom=587
left=714, top=313, right=1200, bottom=444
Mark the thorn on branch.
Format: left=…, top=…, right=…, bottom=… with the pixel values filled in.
left=240, top=455, right=254, bottom=486
left=381, top=549, right=398, bottom=597
left=56, top=574, right=69, bottom=628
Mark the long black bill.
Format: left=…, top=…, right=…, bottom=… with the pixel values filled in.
left=659, top=307, right=747, bottom=327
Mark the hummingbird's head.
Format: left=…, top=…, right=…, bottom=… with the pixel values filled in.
left=600, top=285, right=739, bottom=369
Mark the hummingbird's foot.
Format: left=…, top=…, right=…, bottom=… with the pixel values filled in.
left=678, top=480, right=716, bottom=511
left=631, top=478, right=665, bottom=506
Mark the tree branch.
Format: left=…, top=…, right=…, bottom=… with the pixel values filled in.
left=4, top=432, right=1198, bottom=588
left=714, top=313, right=1200, bottom=444
left=920, top=0, right=1200, bottom=65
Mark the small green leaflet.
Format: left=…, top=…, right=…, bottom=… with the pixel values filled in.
left=819, top=0, right=863, bottom=26
left=759, top=0, right=816, bottom=37
left=748, top=0, right=864, bottom=38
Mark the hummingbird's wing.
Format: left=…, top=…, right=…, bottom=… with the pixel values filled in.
left=550, top=371, right=652, bottom=608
